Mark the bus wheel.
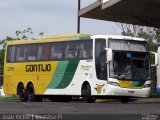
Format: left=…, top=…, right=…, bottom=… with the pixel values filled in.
left=82, top=83, right=95, bottom=103
left=27, top=84, right=36, bottom=102
left=121, top=97, right=130, bottom=103
left=17, top=84, right=27, bottom=102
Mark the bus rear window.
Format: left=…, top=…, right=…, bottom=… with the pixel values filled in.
left=7, top=46, right=16, bottom=62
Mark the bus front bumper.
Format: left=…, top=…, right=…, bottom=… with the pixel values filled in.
left=106, top=85, right=151, bottom=98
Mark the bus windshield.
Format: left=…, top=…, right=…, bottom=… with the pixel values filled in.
left=109, top=39, right=150, bottom=81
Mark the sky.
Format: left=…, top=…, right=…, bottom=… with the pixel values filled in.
left=0, top=0, right=121, bottom=40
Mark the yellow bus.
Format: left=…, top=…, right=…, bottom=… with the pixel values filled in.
left=4, top=34, right=151, bottom=103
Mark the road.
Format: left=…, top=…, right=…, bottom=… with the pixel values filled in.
left=0, top=101, right=159, bottom=114
left=0, top=99, right=159, bottom=120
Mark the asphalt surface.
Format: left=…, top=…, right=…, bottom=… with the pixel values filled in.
left=0, top=99, right=159, bottom=120
left=0, top=100, right=159, bottom=114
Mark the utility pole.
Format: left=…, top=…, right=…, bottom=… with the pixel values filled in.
left=77, top=0, right=81, bottom=33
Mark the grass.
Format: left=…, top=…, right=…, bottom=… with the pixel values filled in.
left=0, top=96, right=19, bottom=101
left=149, top=91, right=160, bottom=98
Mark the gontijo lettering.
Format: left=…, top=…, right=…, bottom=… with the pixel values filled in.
left=26, top=64, right=51, bottom=72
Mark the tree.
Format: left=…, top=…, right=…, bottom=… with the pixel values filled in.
left=118, top=24, right=160, bottom=51
left=0, top=49, right=4, bottom=87
left=0, top=28, right=44, bottom=48
left=0, top=28, right=44, bottom=86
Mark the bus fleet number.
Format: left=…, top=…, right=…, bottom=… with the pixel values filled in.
left=7, top=67, right=15, bottom=71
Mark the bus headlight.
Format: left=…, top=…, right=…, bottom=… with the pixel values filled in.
left=144, top=84, right=151, bottom=88
left=108, top=81, right=119, bottom=86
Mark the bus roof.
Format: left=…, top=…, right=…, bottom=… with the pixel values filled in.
left=6, top=34, right=146, bottom=46
left=6, top=34, right=92, bottom=45
left=92, top=35, right=146, bottom=42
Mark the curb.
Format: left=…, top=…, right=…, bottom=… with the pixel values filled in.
left=96, top=99, right=116, bottom=103
left=132, top=98, right=160, bottom=103
left=95, top=98, right=160, bottom=103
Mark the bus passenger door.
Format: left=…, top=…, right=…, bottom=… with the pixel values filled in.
left=94, top=39, right=107, bottom=94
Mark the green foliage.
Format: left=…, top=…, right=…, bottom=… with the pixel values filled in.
left=0, top=49, right=4, bottom=85
left=16, top=28, right=33, bottom=40
left=150, top=91, right=160, bottom=98
left=0, top=28, right=44, bottom=86
left=0, top=96, right=19, bottom=101
left=0, top=28, right=44, bottom=48
left=39, top=32, right=44, bottom=36
left=120, top=24, right=160, bottom=52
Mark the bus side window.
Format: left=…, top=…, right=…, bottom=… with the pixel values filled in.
left=7, top=47, right=11, bottom=62
left=50, top=45, right=55, bottom=59
left=43, top=45, right=50, bottom=60
left=79, top=40, right=92, bottom=59
left=65, top=42, right=79, bottom=59
left=7, top=46, right=16, bottom=62
left=50, top=43, right=64, bottom=60
left=16, top=45, right=26, bottom=62
left=37, top=45, right=43, bottom=61
left=27, top=45, right=37, bottom=61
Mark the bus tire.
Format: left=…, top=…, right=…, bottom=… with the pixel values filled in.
left=82, top=83, right=95, bottom=103
left=121, top=97, right=130, bottom=103
left=27, top=84, right=36, bottom=102
left=17, top=84, right=27, bottom=102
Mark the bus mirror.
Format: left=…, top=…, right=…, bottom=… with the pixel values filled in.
left=105, top=48, right=112, bottom=63
left=150, top=51, right=158, bottom=67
